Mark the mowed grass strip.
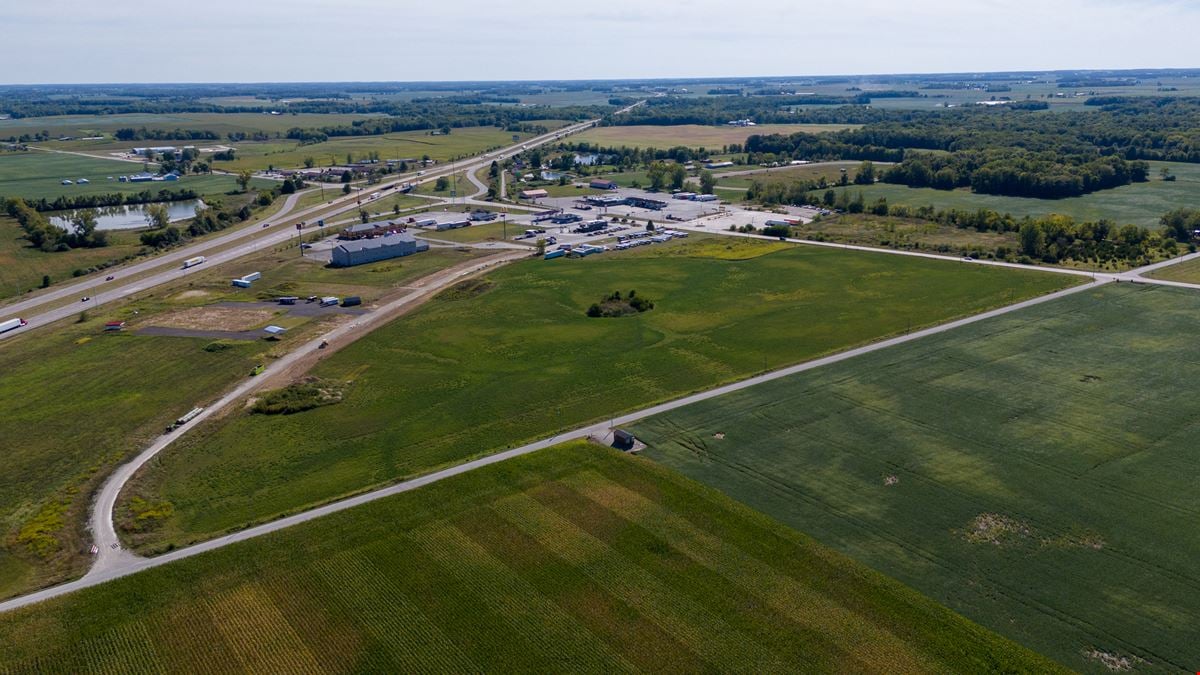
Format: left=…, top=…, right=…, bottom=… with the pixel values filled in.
left=130, top=237, right=1078, bottom=547
left=631, top=283, right=1200, bottom=672
left=0, top=443, right=1064, bottom=673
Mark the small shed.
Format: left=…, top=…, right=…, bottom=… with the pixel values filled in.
left=613, top=429, right=636, bottom=450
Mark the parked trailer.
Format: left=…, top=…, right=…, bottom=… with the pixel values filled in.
left=544, top=249, right=566, bottom=260
left=278, top=296, right=299, bottom=305
left=0, top=318, right=28, bottom=334
left=320, top=296, right=340, bottom=307
left=241, top=271, right=262, bottom=282
left=231, top=278, right=252, bottom=288
left=182, top=256, right=207, bottom=269
left=341, top=296, right=362, bottom=307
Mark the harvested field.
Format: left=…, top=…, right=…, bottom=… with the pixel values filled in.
left=146, top=306, right=276, bottom=332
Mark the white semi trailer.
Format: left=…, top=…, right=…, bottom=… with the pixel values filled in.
left=182, top=256, right=207, bottom=269
left=0, top=318, right=28, bottom=334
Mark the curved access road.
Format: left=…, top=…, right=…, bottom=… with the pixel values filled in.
left=0, top=271, right=1104, bottom=614
left=84, top=249, right=528, bottom=581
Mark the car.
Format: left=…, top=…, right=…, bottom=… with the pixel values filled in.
left=300, top=243, right=313, bottom=249
left=262, top=222, right=270, bottom=228
left=80, top=296, right=90, bottom=302
left=105, top=275, right=115, bottom=281
left=962, top=256, right=975, bottom=261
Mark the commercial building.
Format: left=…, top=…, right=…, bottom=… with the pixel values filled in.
left=584, top=194, right=628, bottom=208
left=589, top=178, right=618, bottom=190
left=519, top=188, right=549, bottom=199
left=331, top=231, right=429, bottom=267
left=626, top=196, right=668, bottom=210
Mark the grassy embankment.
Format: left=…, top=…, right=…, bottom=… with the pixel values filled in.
left=632, top=283, right=1200, bottom=672
left=127, top=236, right=1078, bottom=550
left=0, top=442, right=1064, bottom=674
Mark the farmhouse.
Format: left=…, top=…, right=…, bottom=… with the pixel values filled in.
left=331, top=231, right=429, bottom=267
left=589, top=178, right=618, bottom=190
left=519, top=188, right=549, bottom=199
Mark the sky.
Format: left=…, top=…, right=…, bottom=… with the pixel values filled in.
left=4, top=0, right=1199, bottom=84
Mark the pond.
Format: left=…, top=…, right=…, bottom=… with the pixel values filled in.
left=49, top=200, right=205, bottom=231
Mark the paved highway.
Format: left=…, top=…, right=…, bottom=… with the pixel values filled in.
left=0, top=109, right=625, bottom=340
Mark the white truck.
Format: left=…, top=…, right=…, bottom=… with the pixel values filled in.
left=0, top=318, right=28, bottom=334
left=182, top=256, right=207, bottom=269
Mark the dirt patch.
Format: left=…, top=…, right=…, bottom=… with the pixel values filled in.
left=883, top=474, right=900, bottom=486
left=1083, top=648, right=1144, bottom=671
left=962, top=513, right=1032, bottom=546
left=174, top=290, right=211, bottom=300
left=148, top=306, right=275, bottom=332
left=713, top=432, right=725, bottom=440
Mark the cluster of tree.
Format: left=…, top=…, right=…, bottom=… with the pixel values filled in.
left=757, top=184, right=1184, bottom=266
left=139, top=200, right=255, bottom=248
left=6, top=198, right=109, bottom=250
left=645, top=161, right=688, bottom=191
left=1159, top=208, right=1200, bottom=242
left=585, top=290, right=654, bottom=318
left=113, top=127, right=219, bottom=141
left=604, top=95, right=889, bottom=127
left=880, top=152, right=1149, bottom=198
left=17, top=187, right=201, bottom=212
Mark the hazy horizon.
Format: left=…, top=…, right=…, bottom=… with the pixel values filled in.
left=5, top=0, right=1199, bottom=85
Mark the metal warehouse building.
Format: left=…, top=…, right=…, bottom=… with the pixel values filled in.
left=331, top=232, right=429, bottom=267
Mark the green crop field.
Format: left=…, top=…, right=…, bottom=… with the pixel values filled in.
left=0, top=443, right=1062, bottom=674
left=216, top=125, right=561, bottom=173
left=126, top=237, right=1077, bottom=550
left=0, top=151, right=268, bottom=201
left=822, top=162, right=1200, bottom=228
left=631, top=283, right=1200, bottom=672
left=575, top=124, right=858, bottom=149
left=715, top=160, right=868, bottom=189
left=0, top=245, right=485, bottom=600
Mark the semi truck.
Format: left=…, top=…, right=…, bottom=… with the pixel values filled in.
left=0, top=318, right=28, bottom=334
left=165, top=406, right=204, bottom=432
left=182, top=256, right=207, bottom=269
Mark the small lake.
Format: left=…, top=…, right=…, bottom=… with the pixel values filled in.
left=50, top=200, right=205, bottom=231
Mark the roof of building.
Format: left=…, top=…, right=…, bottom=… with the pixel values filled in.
left=263, top=325, right=287, bottom=334
left=334, top=231, right=419, bottom=254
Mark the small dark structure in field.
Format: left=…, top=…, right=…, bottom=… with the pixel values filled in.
left=586, top=290, right=654, bottom=318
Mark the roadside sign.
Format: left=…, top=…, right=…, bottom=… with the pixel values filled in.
left=450, top=190, right=456, bottom=198
left=295, top=223, right=302, bottom=231
left=317, top=219, right=325, bottom=227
